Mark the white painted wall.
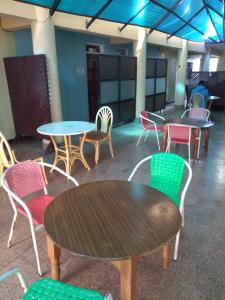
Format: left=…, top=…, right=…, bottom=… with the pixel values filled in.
left=0, top=28, right=16, bottom=139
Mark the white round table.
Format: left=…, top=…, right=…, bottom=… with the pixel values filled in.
left=37, top=121, right=96, bottom=174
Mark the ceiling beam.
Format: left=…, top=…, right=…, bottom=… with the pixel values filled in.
left=49, top=0, right=62, bottom=16
left=150, top=0, right=217, bottom=43
left=167, top=6, right=205, bottom=40
left=119, top=1, right=150, bottom=32
left=148, top=0, right=183, bottom=36
left=206, top=3, right=223, bottom=18
left=202, top=0, right=222, bottom=42
left=86, top=0, right=113, bottom=29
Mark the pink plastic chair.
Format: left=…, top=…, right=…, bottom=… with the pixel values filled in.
left=181, top=108, right=210, bottom=159
left=166, top=124, right=192, bottom=164
left=181, top=107, right=210, bottom=121
left=137, top=111, right=165, bottom=150
left=1, top=160, right=79, bottom=276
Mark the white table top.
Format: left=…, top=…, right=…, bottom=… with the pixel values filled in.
left=37, top=121, right=96, bottom=136
left=209, top=96, right=220, bottom=101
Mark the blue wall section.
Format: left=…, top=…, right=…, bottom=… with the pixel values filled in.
left=55, top=28, right=132, bottom=121
left=13, top=28, right=135, bottom=121
left=13, top=29, right=33, bottom=56
left=146, top=45, right=161, bottom=58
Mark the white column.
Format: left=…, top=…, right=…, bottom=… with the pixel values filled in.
left=31, top=7, right=62, bottom=122
left=201, top=48, right=211, bottom=71
left=217, top=51, right=225, bottom=71
left=133, top=28, right=146, bottom=117
left=175, top=40, right=188, bottom=107
left=0, top=28, right=16, bottom=139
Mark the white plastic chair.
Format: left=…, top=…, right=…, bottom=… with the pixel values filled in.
left=181, top=107, right=210, bottom=159
left=1, top=160, right=79, bottom=276
left=128, top=153, right=192, bottom=260
left=166, top=124, right=192, bottom=164
left=137, top=111, right=165, bottom=150
left=190, top=93, right=205, bottom=108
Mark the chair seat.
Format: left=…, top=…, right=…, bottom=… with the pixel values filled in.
left=85, top=130, right=108, bottom=141
left=18, top=195, right=55, bottom=225
left=144, top=125, right=163, bottom=131
left=170, top=137, right=189, bottom=144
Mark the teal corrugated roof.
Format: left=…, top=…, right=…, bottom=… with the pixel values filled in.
left=15, top=0, right=224, bottom=43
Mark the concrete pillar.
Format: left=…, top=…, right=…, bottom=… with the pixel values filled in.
left=0, top=28, right=16, bottom=139
left=31, top=7, right=62, bottom=122
left=133, top=27, right=146, bottom=117
left=217, top=51, right=225, bottom=71
left=164, top=50, right=177, bottom=102
left=201, top=48, right=211, bottom=71
left=175, top=40, right=188, bottom=107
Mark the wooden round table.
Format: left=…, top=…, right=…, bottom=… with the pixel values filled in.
left=163, top=118, right=214, bottom=160
left=44, top=180, right=181, bottom=300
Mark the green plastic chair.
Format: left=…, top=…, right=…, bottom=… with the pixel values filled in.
left=0, top=268, right=112, bottom=300
left=128, top=152, right=192, bottom=260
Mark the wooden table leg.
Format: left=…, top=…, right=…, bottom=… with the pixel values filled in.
left=162, top=242, right=170, bottom=270
left=162, top=125, right=168, bottom=151
left=112, top=257, right=139, bottom=300
left=192, top=128, right=199, bottom=161
left=47, top=235, right=61, bottom=280
left=204, top=128, right=210, bottom=152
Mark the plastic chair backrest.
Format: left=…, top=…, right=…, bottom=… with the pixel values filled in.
left=189, top=107, right=208, bottom=120
left=4, top=160, right=46, bottom=199
left=0, top=131, right=15, bottom=169
left=23, top=278, right=106, bottom=300
left=190, top=93, right=205, bottom=108
left=140, top=111, right=150, bottom=129
left=96, top=106, right=113, bottom=134
left=168, top=124, right=191, bottom=142
left=149, top=153, right=185, bottom=207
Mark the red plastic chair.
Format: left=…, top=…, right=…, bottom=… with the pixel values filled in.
left=166, top=124, right=192, bottom=164
left=137, top=111, right=165, bottom=150
left=1, top=160, right=79, bottom=276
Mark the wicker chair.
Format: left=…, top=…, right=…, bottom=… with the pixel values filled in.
left=0, top=131, right=45, bottom=178
left=128, top=153, right=192, bottom=260
left=82, top=106, right=114, bottom=164
left=0, top=268, right=113, bottom=299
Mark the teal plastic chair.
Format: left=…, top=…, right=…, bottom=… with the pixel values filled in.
left=128, top=153, right=192, bottom=260
left=0, top=268, right=112, bottom=300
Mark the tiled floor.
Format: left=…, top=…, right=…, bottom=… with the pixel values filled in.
left=0, top=108, right=225, bottom=299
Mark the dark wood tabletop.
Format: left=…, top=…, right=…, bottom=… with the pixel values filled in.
left=44, top=180, right=181, bottom=261
left=164, top=118, right=214, bottom=129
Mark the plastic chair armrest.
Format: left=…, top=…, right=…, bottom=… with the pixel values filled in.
left=0, top=268, right=28, bottom=293
left=149, top=112, right=165, bottom=121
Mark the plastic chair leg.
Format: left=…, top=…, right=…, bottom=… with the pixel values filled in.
left=29, top=222, right=42, bottom=276
left=155, top=130, right=161, bottom=150
left=7, top=212, right=17, bottom=248
left=173, top=230, right=181, bottom=260
left=137, top=129, right=145, bottom=147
